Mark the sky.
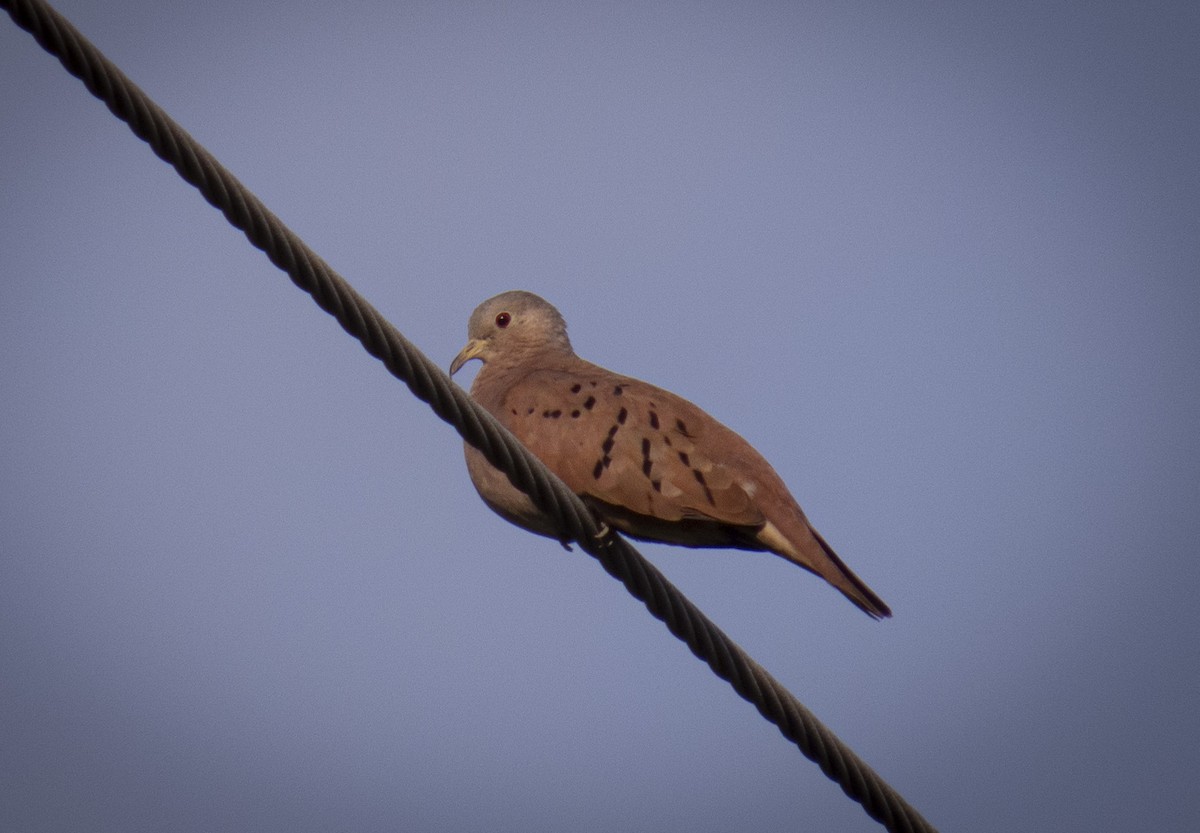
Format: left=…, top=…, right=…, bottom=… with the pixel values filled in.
left=2, top=1, right=1198, bottom=831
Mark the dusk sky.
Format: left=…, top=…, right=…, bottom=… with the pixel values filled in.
left=2, top=2, right=1197, bottom=831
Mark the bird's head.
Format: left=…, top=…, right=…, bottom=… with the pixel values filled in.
left=450, top=290, right=573, bottom=375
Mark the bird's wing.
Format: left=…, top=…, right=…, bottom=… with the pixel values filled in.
left=498, top=367, right=767, bottom=528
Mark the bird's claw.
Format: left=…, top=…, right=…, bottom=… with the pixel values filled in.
left=558, top=522, right=613, bottom=552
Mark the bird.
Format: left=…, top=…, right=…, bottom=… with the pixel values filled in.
left=449, top=290, right=891, bottom=619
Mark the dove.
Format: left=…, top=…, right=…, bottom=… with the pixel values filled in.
left=450, top=290, right=890, bottom=619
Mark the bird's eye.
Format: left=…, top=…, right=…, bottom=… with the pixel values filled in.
left=495, top=312, right=511, bottom=328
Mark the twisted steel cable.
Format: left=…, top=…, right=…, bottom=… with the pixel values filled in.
left=2, top=1, right=936, bottom=830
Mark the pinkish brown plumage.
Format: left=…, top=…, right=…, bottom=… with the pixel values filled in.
left=451, top=290, right=890, bottom=619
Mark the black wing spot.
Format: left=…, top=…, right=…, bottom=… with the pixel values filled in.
left=651, top=479, right=662, bottom=493
left=510, top=408, right=518, bottom=415
left=678, top=451, right=690, bottom=466
left=570, top=383, right=582, bottom=393
left=543, top=409, right=563, bottom=418
left=592, top=460, right=604, bottom=479
left=675, top=418, right=692, bottom=436
left=571, top=410, right=581, bottom=418
left=583, top=396, right=597, bottom=410
left=617, top=407, right=628, bottom=425
left=526, top=407, right=535, bottom=415
left=641, top=438, right=652, bottom=477
left=600, top=422, right=620, bottom=455
left=613, top=385, right=624, bottom=396
left=692, top=469, right=716, bottom=505
left=648, top=411, right=660, bottom=430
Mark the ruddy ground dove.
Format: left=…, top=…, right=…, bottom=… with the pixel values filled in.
left=450, top=290, right=891, bottom=619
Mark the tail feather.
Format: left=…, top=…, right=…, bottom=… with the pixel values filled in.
left=758, top=519, right=892, bottom=619
left=807, top=526, right=892, bottom=620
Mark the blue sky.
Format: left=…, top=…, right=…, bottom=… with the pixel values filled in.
left=2, top=2, right=1197, bottom=831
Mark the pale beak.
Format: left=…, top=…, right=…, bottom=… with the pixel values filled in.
left=450, top=338, right=488, bottom=376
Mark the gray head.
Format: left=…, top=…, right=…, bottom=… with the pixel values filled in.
left=450, top=290, right=573, bottom=375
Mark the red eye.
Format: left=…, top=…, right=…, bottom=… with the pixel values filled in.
left=495, top=312, right=511, bottom=328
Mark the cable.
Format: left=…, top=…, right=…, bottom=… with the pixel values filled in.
left=2, top=2, right=936, bottom=830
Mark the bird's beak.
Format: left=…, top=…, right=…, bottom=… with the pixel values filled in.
left=450, top=338, right=487, bottom=376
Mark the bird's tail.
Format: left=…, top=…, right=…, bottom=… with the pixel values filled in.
left=758, top=519, right=892, bottom=619
left=807, top=525, right=892, bottom=619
